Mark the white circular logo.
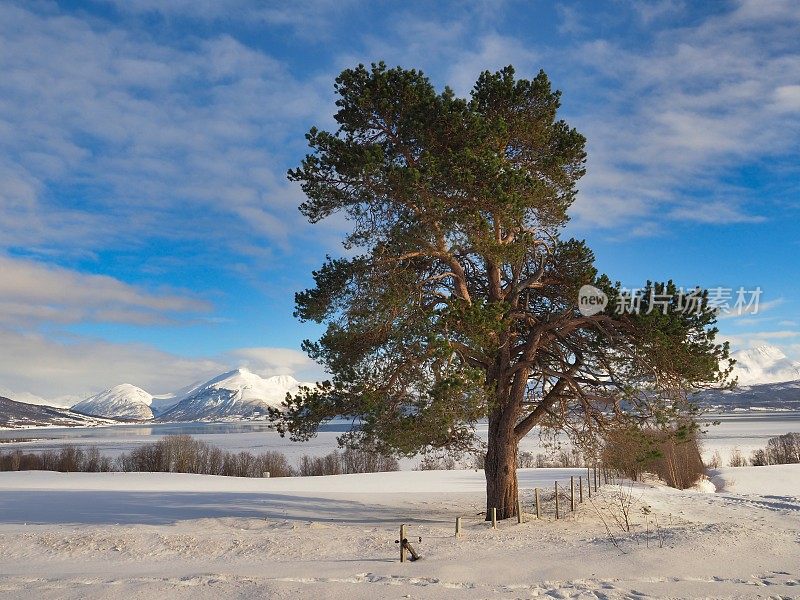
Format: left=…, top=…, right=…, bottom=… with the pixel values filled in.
left=577, top=285, right=608, bottom=316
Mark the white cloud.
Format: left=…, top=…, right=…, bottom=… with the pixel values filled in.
left=346, top=2, right=798, bottom=235
left=718, top=297, right=784, bottom=320
left=720, top=330, right=800, bottom=359
left=0, top=328, right=323, bottom=405
left=0, top=255, right=208, bottom=326
left=559, top=1, right=800, bottom=231
left=230, top=347, right=319, bottom=380
left=0, top=328, right=224, bottom=402
left=98, top=0, right=360, bottom=40
left=0, top=2, right=330, bottom=259
left=772, top=85, right=800, bottom=112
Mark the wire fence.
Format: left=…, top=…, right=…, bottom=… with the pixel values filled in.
left=397, top=465, right=622, bottom=561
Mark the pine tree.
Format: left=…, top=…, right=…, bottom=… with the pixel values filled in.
left=271, top=63, right=733, bottom=519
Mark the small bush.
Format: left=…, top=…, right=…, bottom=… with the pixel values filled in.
left=415, top=453, right=457, bottom=471
left=728, top=447, right=748, bottom=467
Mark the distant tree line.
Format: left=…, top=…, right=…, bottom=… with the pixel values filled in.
left=0, top=435, right=398, bottom=478
left=0, top=445, right=113, bottom=473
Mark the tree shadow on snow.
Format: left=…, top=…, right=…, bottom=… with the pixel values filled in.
left=0, top=490, right=449, bottom=526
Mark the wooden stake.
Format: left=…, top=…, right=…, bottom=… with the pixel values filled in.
left=455, top=517, right=462, bottom=537
left=535, top=488, right=541, bottom=519
left=516, top=498, right=523, bottom=524
left=579, top=475, right=584, bottom=503
left=570, top=476, right=575, bottom=512
left=491, top=507, right=497, bottom=529
left=400, top=524, right=406, bottom=563
left=554, top=481, right=560, bottom=520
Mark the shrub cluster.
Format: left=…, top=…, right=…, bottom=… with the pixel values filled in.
left=601, top=425, right=705, bottom=489
left=116, top=435, right=294, bottom=477
left=751, top=432, right=800, bottom=466
left=297, top=448, right=399, bottom=475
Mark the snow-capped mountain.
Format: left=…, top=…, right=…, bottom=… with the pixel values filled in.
left=72, top=384, right=155, bottom=420
left=731, top=344, right=800, bottom=386
left=694, top=344, right=800, bottom=411
left=149, top=379, right=206, bottom=415
left=156, top=368, right=309, bottom=422
left=0, top=396, right=119, bottom=429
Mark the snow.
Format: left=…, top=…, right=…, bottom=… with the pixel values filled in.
left=72, top=384, right=154, bottom=420
left=710, top=464, right=800, bottom=496
left=731, top=343, right=800, bottom=385
left=0, top=468, right=586, bottom=497
left=200, top=368, right=302, bottom=404
left=690, top=475, right=717, bottom=493
left=154, top=368, right=315, bottom=422
left=0, top=466, right=798, bottom=598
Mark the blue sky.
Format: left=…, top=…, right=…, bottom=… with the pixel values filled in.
left=0, top=0, right=798, bottom=403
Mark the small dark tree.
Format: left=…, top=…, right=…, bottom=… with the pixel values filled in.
left=272, top=63, right=733, bottom=519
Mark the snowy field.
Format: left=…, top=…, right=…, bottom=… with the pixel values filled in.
left=0, top=465, right=798, bottom=599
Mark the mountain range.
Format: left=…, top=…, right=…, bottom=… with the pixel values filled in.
left=3, top=344, right=800, bottom=429
left=0, top=396, right=118, bottom=429
left=71, top=368, right=311, bottom=422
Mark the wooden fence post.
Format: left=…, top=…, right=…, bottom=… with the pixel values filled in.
left=517, top=498, right=524, bottom=524
left=455, top=517, right=462, bottom=537
left=491, top=507, right=497, bottom=529
left=570, top=476, right=575, bottom=512
left=535, top=488, right=541, bottom=519
left=400, top=524, right=406, bottom=562
left=554, top=481, right=560, bottom=520
left=579, top=475, right=584, bottom=503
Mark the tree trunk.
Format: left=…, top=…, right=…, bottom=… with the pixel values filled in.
left=484, top=410, right=519, bottom=520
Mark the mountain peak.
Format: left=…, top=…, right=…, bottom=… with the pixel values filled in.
left=72, top=383, right=154, bottom=420
left=746, top=344, right=787, bottom=360
left=732, top=344, right=800, bottom=385
left=155, top=369, right=310, bottom=422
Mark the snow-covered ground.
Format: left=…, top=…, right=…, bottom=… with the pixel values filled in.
left=0, top=465, right=798, bottom=599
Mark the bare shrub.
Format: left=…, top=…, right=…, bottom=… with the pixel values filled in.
left=341, top=447, right=399, bottom=473
left=517, top=451, right=537, bottom=468
left=255, top=451, right=294, bottom=478
left=728, top=447, right=748, bottom=467
left=750, top=448, right=767, bottom=466
left=415, top=453, right=457, bottom=471
left=707, top=450, right=722, bottom=469
left=767, top=432, right=800, bottom=464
